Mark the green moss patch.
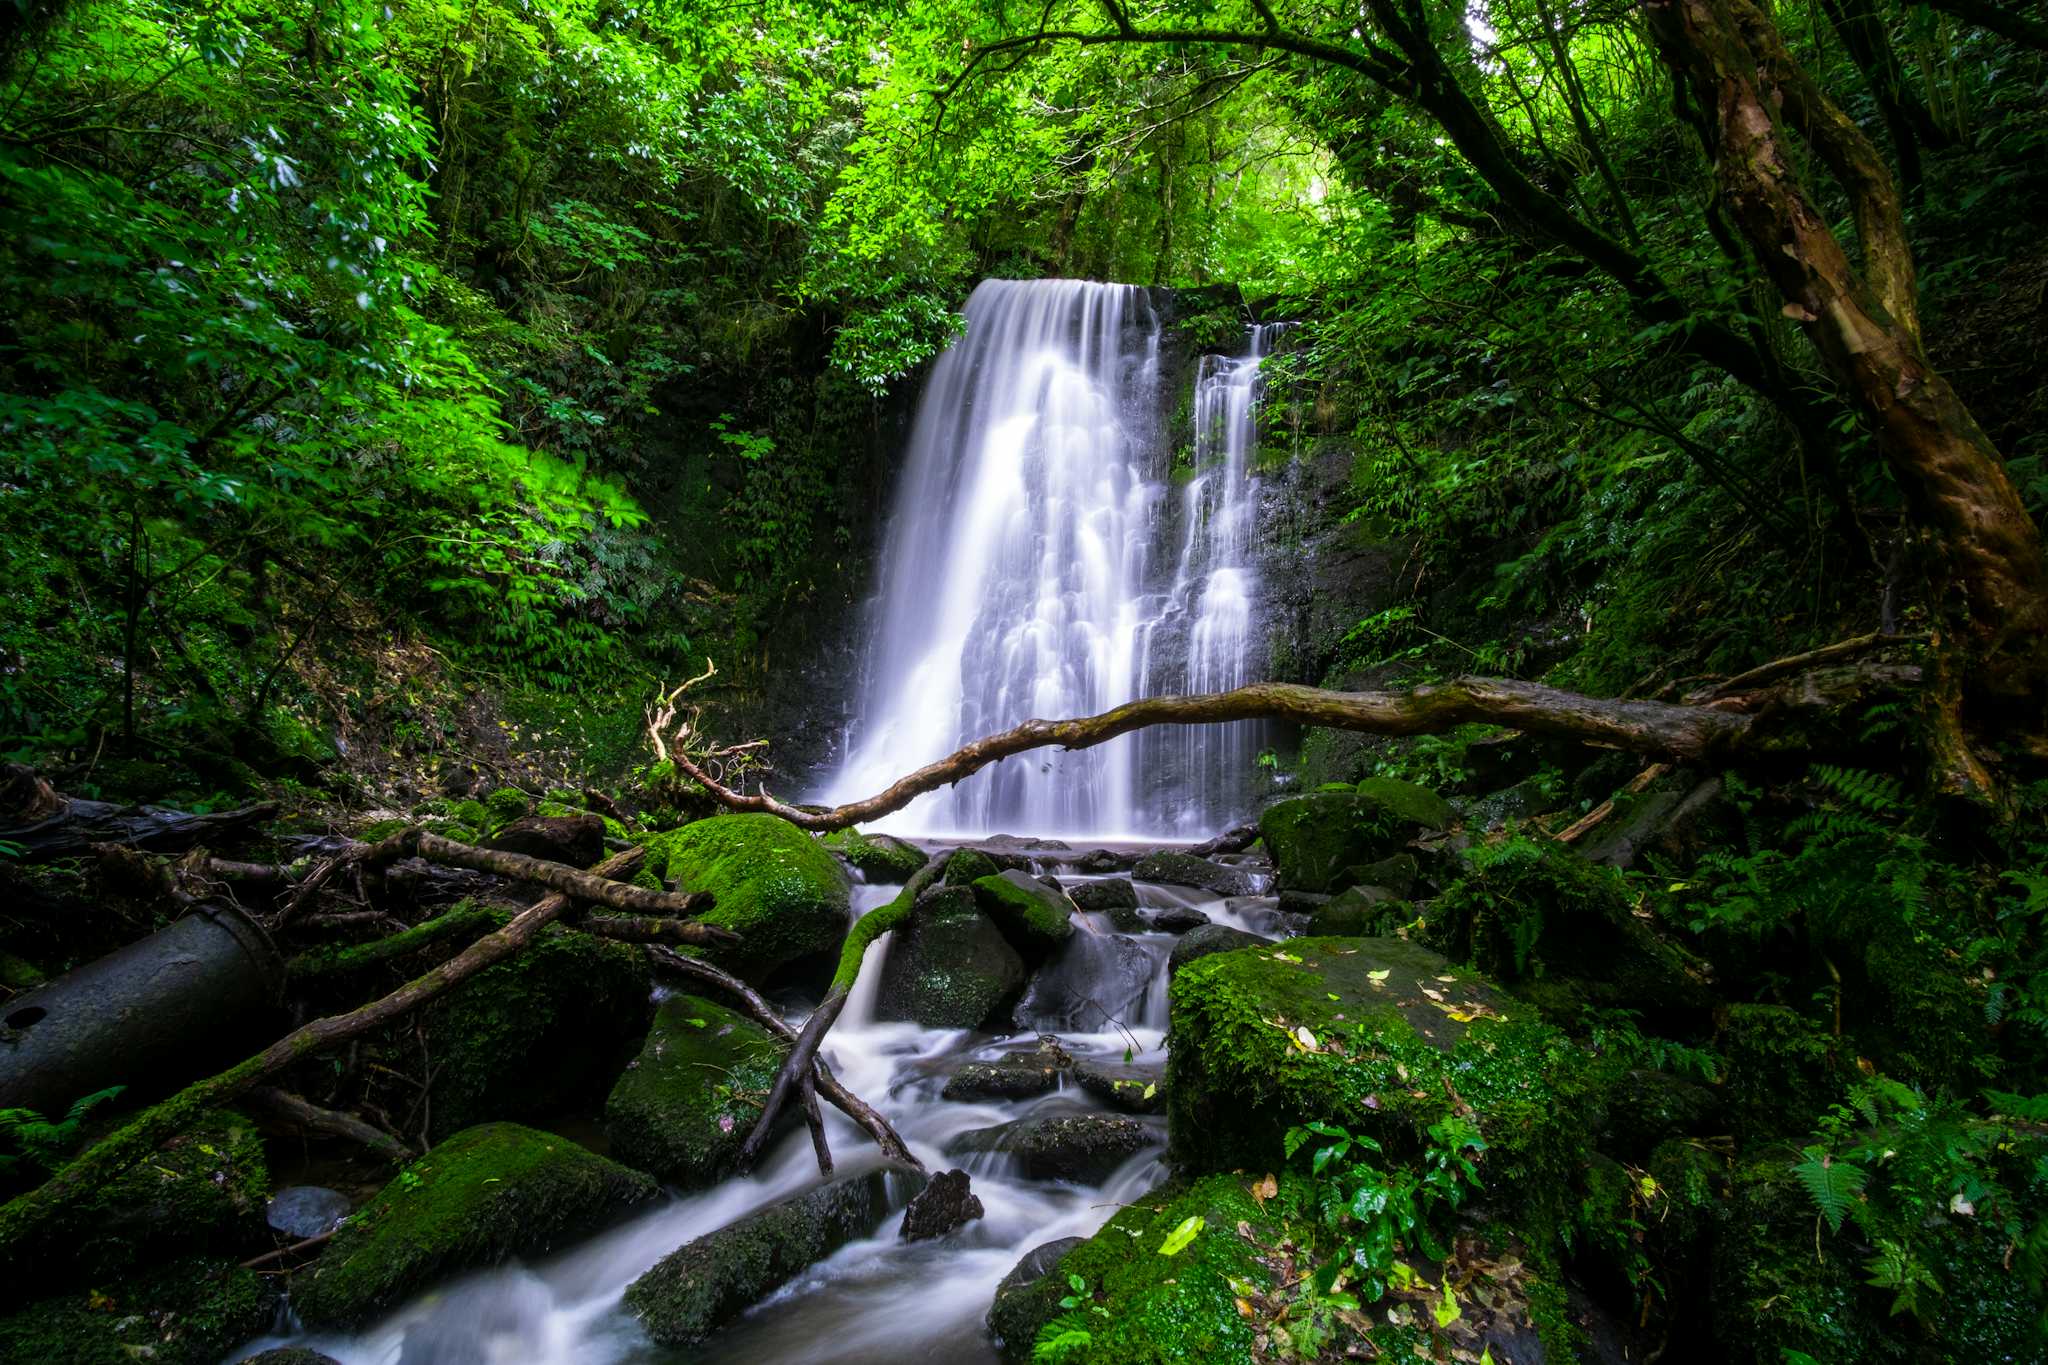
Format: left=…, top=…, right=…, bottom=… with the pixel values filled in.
left=642, top=813, right=851, bottom=983
left=821, top=828, right=929, bottom=883
left=876, top=886, right=1026, bottom=1029
left=969, top=870, right=1076, bottom=958
left=0, top=1255, right=275, bottom=1365
left=603, top=994, right=794, bottom=1189
left=1257, top=786, right=1445, bottom=894
left=291, top=1122, right=656, bottom=1329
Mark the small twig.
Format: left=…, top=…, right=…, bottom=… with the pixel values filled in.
left=240, top=1229, right=336, bottom=1270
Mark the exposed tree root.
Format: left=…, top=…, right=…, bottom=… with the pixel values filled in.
left=245, top=1086, right=415, bottom=1163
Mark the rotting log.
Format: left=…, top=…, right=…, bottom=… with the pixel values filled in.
left=0, top=764, right=279, bottom=863
left=365, top=828, right=713, bottom=917
left=676, top=668, right=1925, bottom=833
left=0, top=846, right=711, bottom=1273
left=284, top=904, right=498, bottom=979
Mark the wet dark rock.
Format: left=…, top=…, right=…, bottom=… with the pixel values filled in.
left=292, top=1123, right=656, bottom=1329
left=899, top=1167, right=985, bottom=1241
left=1166, top=924, right=1271, bottom=976
left=1190, top=823, right=1260, bottom=856
left=1462, top=777, right=1565, bottom=831
left=1578, top=776, right=1733, bottom=870
left=986, top=1236, right=1085, bottom=1361
left=246, top=1350, right=347, bottom=1365
left=265, top=1186, right=353, bottom=1240
left=942, top=1039, right=1075, bottom=1101
left=605, top=994, right=795, bottom=1189
left=1131, top=851, right=1256, bottom=897
left=1308, top=885, right=1408, bottom=937
left=1071, top=848, right=1123, bottom=873
left=947, top=1114, right=1157, bottom=1183
left=1074, top=1059, right=1167, bottom=1115
left=484, top=812, right=604, bottom=868
left=983, top=833, right=1072, bottom=851
left=1347, top=851, right=1419, bottom=898
left=1276, top=888, right=1331, bottom=916
left=1603, top=1068, right=1720, bottom=1159
left=1151, top=904, right=1210, bottom=934
left=877, top=886, right=1026, bottom=1030
left=624, top=1170, right=904, bottom=1347
left=1068, top=877, right=1139, bottom=912
left=1014, top=931, right=1155, bottom=1031
left=1258, top=779, right=1451, bottom=892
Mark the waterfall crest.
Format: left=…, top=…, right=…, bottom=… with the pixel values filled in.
left=823, top=279, right=1280, bottom=838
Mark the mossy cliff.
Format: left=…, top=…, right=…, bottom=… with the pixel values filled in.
left=290, top=1122, right=656, bottom=1329
left=641, top=813, right=851, bottom=983
left=603, top=994, right=795, bottom=1189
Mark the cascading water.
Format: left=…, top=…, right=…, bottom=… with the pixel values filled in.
left=823, top=279, right=1284, bottom=839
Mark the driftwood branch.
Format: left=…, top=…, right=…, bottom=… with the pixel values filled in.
left=0, top=847, right=690, bottom=1270
left=674, top=673, right=1905, bottom=833
left=647, top=946, right=924, bottom=1174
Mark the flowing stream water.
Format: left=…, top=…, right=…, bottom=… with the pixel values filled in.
left=233, top=280, right=1286, bottom=1364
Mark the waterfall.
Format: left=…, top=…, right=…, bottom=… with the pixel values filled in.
left=823, top=279, right=1281, bottom=839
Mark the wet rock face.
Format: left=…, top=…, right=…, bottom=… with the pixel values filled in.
left=1150, top=904, right=1211, bottom=934
left=1013, top=930, right=1154, bottom=1031
left=291, top=1123, right=656, bottom=1330
left=986, top=1236, right=1086, bottom=1362
left=947, top=1114, right=1159, bottom=1184
left=1073, top=1058, right=1167, bottom=1115
left=484, top=812, right=603, bottom=867
left=266, top=1186, right=353, bottom=1240
left=877, top=885, right=1027, bottom=1029
left=1068, top=877, right=1139, bottom=912
left=899, top=1168, right=985, bottom=1242
left=941, top=1039, right=1075, bottom=1101
left=1166, top=923, right=1271, bottom=976
left=244, top=1349, right=346, bottom=1365
left=625, top=1170, right=905, bottom=1347
left=604, top=994, right=795, bottom=1189
left=1132, top=851, right=1257, bottom=897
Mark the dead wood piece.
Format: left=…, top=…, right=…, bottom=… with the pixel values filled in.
left=0, top=847, right=674, bottom=1269
left=370, top=829, right=713, bottom=917
left=246, top=1087, right=415, bottom=1163
left=0, top=767, right=278, bottom=863
left=1556, top=763, right=1674, bottom=844
left=240, top=1229, right=336, bottom=1270
left=580, top=914, right=739, bottom=947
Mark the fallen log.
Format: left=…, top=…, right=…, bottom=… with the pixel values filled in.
left=367, top=828, right=713, bottom=917
left=674, top=667, right=1924, bottom=834
left=0, top=846, right=705, bottom=1272
left=284, top=905, right=499, bottom=979
left=245, top=1086, right=414, bottom=1163
left=0, top=764, right=279, bottom=863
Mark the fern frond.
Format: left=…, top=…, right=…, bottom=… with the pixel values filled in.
left=1810, top=764, right=1906, bottom=815
left=1792, top=1147, right=1867, bottom=1233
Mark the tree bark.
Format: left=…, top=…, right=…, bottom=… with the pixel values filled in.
left=1644, top=0, right=2048, bottom=711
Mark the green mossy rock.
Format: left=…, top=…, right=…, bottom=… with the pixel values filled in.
left=822, top=828, right=929, bottom=883
left=944, top=849, right=1003, bottom=885
left=604, top=994, right=795, bottom=1189
left=986, top=1236, right=1085, bottom=1362
left=0, top=1256, right=275, bottom=1365
left=1257, top=784, right=1446, bottom=894
left=876, top=885, right=1026, bottom=1029
left=482, top=786, right=531, bottom=827
left=642, top=813, right=851, bottom=983
left=422, top=919, right=651, bottom=1140
left=290, top=1122, right=656, bottom=1329
left=1423, top=836, right=1705, bottom=1015
left=1167, top=937, right=1593, bottom=1227
left=970, top=870, right=1077, bottom=958
left=624, top=1170, right=903, bottom=1347
left=1307, top=886, right=1411, bottom=937
left=45, top=1109, right=269, bottom=1282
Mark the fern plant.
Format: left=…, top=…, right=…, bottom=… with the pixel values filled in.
left=0, top=1085, right=125, bottom=1181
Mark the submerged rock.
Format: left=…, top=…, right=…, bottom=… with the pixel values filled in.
left=986, top=1236, right=1085, bottom=1362
left=640, top=812, right=851, bottom=983
left=942, top=1038, right=1075, bottom=1101
left=625, top=1170, right=905, bottom=1347
left=899, top=1167, right=984, bottom=1241
left=290, top=1123, right=656, bottom=1329
left=877, top=885, right=1026, bottom=1029
left=1257, top=779, right=1449, bottom=892
left=1165, top=923, right=1270, bottom=976
left=604, top=994, right=794, bottom=1188
left=1014, top=930, right=1154, bottom=1031
left=1131, top=851, right=1256, bottom=897
left=0, top=1255, right=276, bottom=1365
left=947, top=1114, right=1157, bottom=1183
left=266, top=1186, right=353, bottom=1240
left=822, top=827, right=929, bottom=883
left=971, top=870, right=1077, bottom=957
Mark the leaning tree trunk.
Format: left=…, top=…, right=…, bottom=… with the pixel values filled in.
left=1645, top=0, right=2048, bottom=726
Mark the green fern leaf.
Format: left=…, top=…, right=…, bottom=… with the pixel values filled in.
left=1791, top=1147, right=1867, bottom=1233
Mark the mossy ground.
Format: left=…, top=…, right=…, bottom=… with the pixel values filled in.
left=0, top=1255, right=276, bottom=1365
left=603, top=994, right=793, bottom=1188
left=641, top=813, right=851, bottom=982
left=290, top=1122, right=655, bottom=1328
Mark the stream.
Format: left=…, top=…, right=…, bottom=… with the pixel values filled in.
left=232, top=849, right=1288, bottom=1365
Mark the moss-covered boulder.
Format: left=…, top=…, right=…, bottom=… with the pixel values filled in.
left=604, top=994, right=794, bottom=1189
left=1165, top=923, right=1270, bottom=976
left=624, top=1170, right=905, bottom=1347
left=822, top=828, right=929, bottom=883
left=986, top=1236, right=1085, bottom=1362
left=421, top=919, right=651, bottom=1140
left=0, top=1256, right=276, bottom=1365
left=944, top=848, right=1003, bottom=885
left=31, top=1109, right=268, bottom=1284
left=946, top=1114, right=1158, bottom=1183
left=1422, top=835, right=1705, bottom=1016
left=876, top=885, right=1027, bottom=1029
left=1131, top=851, right=1256, bottom=897
left=1167, top=937, right=1593, bottom=1225
left=290, top=1122, right=656, bottom=1329
left=1256, top=781, right=1448, bottom=893
left=1306, top=885, right=1410, bottom=937
left=971, top=870, right=1076, bottom=958
left=1068, top=877, right=1139, bottom=913
left=642, top=813, right=851, bottom=983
